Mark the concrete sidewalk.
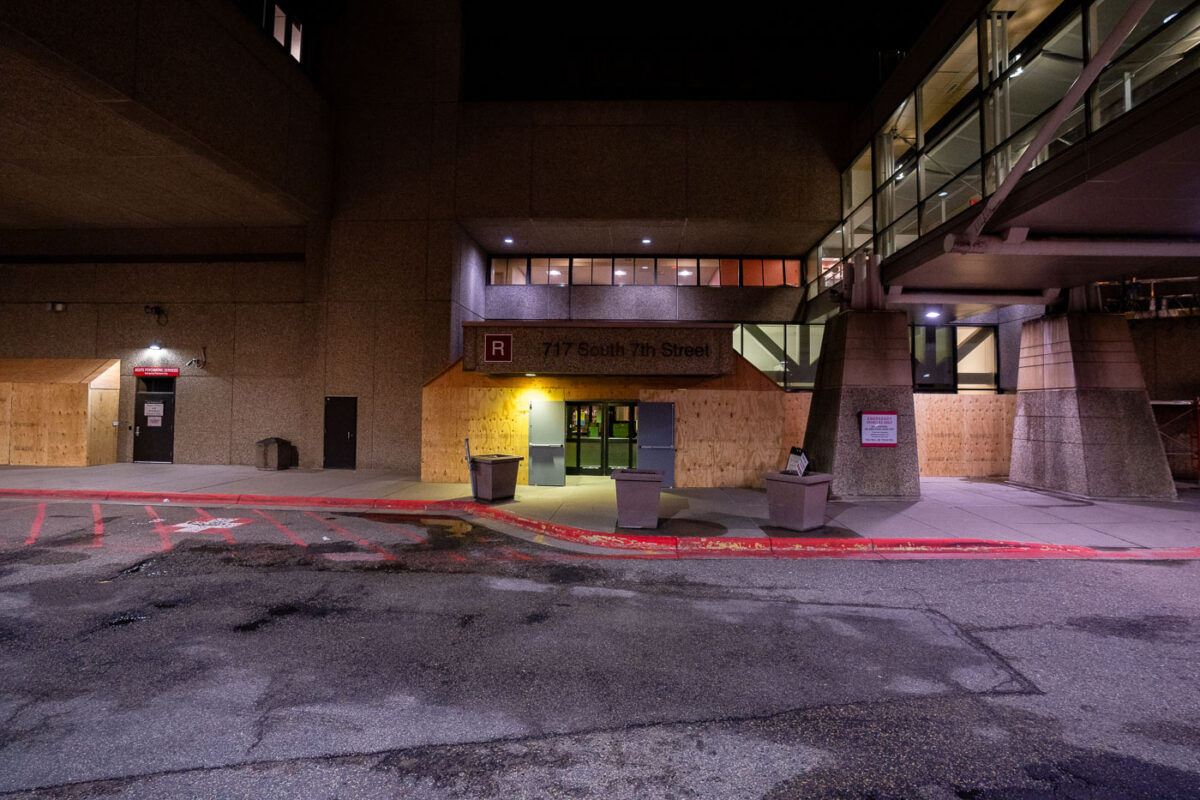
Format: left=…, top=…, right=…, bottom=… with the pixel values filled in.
left=1, top=463, right=1197, bottom=551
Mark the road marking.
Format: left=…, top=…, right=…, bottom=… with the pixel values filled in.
left=92, top=504, right=103, bottom=548
left=253, top=508, right=308, bottom=547
left=23, top=504, right=46, bottom=546
left=177, top=509, right=244, bottom=543
left=144, top=506, right=173, bottom=551
left=302, top=510, right=395, bottom=560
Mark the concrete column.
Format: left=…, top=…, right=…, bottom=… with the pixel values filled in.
left=803, top=310, right=920, bottom=499
left=1009, top=313, right=1175, bottom=499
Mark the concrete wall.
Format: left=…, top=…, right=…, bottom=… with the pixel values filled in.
left=1, top=0, right=331, bottom=217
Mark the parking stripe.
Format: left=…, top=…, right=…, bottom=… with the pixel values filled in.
left=144, top=506, right=173, bottom=551
left=253, top=508, right=308, bottom=547
left=22, top=504, right=46, bottom=546
left=92, top=504, right=103, bottom=548
left=302, top=510, right=395, bottom=560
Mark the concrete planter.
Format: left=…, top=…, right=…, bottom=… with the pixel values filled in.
left=611, top=468, right=663, bottom=529
left=763, top=471, right=833, bottom=532
left=469, top=454, right=523, bottom=501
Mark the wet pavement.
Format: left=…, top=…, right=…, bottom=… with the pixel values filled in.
left=2, top=496, right=1200, bottom=798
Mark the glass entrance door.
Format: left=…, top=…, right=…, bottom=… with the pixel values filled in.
left=565, top=402, right=637, bottom=476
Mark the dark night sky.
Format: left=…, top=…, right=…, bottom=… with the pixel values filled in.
left=462, top=0, right=947, bottom=101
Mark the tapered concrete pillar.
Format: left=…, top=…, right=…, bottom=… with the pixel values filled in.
left=803, top=310, right=920, bottom=499
left=1010, top=313, right=1175, bottom=499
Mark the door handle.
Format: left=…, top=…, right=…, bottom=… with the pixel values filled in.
left=135, top=426, right=140, bottom=436
left=347, top=431, right=352, bottom=439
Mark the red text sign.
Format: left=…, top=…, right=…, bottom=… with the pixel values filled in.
left=134, top=367, right=179, bottom=377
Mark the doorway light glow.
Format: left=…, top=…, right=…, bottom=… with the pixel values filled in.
left=641, top=238, right=651, bottom=244
left=503, top=237, right=514, bottom=245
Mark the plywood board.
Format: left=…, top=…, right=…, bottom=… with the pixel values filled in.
left=87, top=388, right=120, bottom=465
left=8, top=383, right=89, bottom=466
left=914, top=394, right=1016, bottom=477
left=0, top=383, right=11, bottom=465
left=0, top=359, right=116, bottom=385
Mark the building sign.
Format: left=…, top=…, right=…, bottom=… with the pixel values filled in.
left=482, top=333, right=512, bottom=363
left=463, top=322, right=734, bottom=376
left=860, top=411, right=898, bottom=447
left=134, top=367, right=179, bottom=377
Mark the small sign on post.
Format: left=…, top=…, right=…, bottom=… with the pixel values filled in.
left=860, top=411, right=898, bottom=447
left=784, top=446, right=809, bottom=476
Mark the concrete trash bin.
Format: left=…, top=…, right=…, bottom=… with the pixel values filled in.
left=469, top=454, right=523, bottom=501
left=255, top=437, right=294, bottom=471
left=611, top=468, right=663, bottom=529
left=763, top=471, right=833, bottom=532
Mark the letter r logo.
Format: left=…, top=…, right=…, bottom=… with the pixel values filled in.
left=483, top=333, right=512, bottom=363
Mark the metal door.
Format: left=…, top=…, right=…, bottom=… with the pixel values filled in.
left=324, top=396, right=357, bottom=469
left=133, top=392, right=175, bottom=463
left=529, top=400, right=566, bottom=486
left=636, top=401, right=675, bottom=487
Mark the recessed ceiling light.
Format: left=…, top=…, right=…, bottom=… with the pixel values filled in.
left=641, top=238, right=651, bottom=245
left=525, top=373, right=536, bottom=377
left=925, top=310, right=942, bottom=319
left=503, top=237, right=514, bottom=245
left=614, top=270, right=627, bottom=276
left=938, top=191, right=949, bottom=197
left=548, top=269, right=561, bottom=276
left=679, top=270, right=693, bottom=277
left=1164, top=12, right=1178, bottom=23
left=895, top=172, right=904, bottom=181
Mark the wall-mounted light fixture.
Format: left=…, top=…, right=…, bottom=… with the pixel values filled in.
left=641, top=238, right=652, bottom=245
left=185, top=346, right=208, bottom=369
left=148, top=340, right=163, bottom=351
left=925, top=310, right=942, bottom=320
left=503, top=237, right=514, bottom=245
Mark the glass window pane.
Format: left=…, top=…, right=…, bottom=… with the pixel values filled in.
left=273, top=5, right=287, bottom=44
left=490, top=257, right=507, bottom=285
left=509, top=258, right=527, bottom=284
left=762, top=259, right=784, bottom=286
left=741, top=324, right=786, bottom=387
left=1092, top=0, right=1191, bottom=62
left=847, top=202, right=874, bottom=254
left=529, top=257, right=550, bottom=285
left=784, top=324, right=823, bottom=389
left=571, top=257, right=592, bottom=285
left=592, top=258, right=613, bottom=285
left=842, top=148, right=872, bottom=216
left=921, top=109, right=981, bottom=199
left=875, top=96, right=917, bottom=187
left=920, top=165, right=982, bottom=234
left=879, top=208, right=920, bottom=258
left=699, top=258, right=720, bottom=286
left=742, top=259, right=763, bottom=286
left=1093, top=3, right=1200, bottom=129
left=784, top=259, right=801, bottom=287
left=955, top=326, right=998, bottom=392
left=548, top=257, right=568, bottom=285
left=985, top=0, right=1068, bottom=82
left=614, top=257, right=634, bottom=285
left=920, top=27, right=980, bottom=143
left=635, top=258, right=655, bottom=285
left=656, top=257, right=677, bottom=286
left=290, top=22, right=302, bottom=60
left=720, top=259, right=740, bottom=286
left=675, top=258, right=698, bottom=286
left=913, top=325, right=957, bottom=391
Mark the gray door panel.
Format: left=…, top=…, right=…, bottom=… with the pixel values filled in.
left=529, top=400, right=566, bottom=486
left=636, top=402, right=675, bottom=488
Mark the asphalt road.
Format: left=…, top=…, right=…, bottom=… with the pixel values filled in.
left=1, top=500, right=1199, bottom=798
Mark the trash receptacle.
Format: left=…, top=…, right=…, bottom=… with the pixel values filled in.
left=611, top=468, right=663, bottom=529
left=256, top=437, right=294, bottom=471
left=763, top=471, right=833, bottom=532
left=469, top=454, right=523, bottom=501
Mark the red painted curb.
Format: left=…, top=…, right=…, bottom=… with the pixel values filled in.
left=3, top=488, right=1198, bottom=561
